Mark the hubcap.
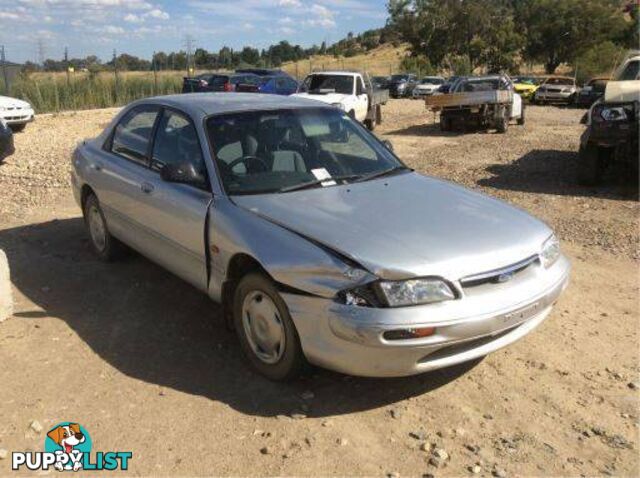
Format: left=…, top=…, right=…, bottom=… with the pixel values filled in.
left=88, top=205, right=107, bottom=252
left=241, top=290, right=285, bottom=364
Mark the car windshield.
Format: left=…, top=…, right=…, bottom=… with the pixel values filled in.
left=390, top=75, right=410, bottom=81
left=617, top=60, right=639, bottom=81
left=421, top=78, right=444, bottom=85
left=545, top=78, right=574, bottom=86
left=207, top=108, right=405, bottom=196
left=304, top=75, right=354, bottom=94
left=457, top=78, right=503, bottom=92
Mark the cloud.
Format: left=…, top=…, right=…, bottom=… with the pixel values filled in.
left=123, top=13, right=143, bottom=23
left=306, top=4, right=336, bottom=28
left=278, top=0, right=301, bottom=6
left=146, top=8, right=169, bottom=20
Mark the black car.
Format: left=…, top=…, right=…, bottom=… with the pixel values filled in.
left=0, top=120, right=14, bottom=163
left=372, top=76, right=390, bottom=90
left=576, top=78, right=609, bottom=108
left=182, top=73, right=260, bottom=93
left=437, top=76, right=461, bottom=94
left=388, top=73, right=418, bottom=98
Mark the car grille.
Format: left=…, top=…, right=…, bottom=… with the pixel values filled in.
left=459, top=255, right=539, bottom=288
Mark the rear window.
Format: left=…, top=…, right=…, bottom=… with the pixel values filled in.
left=391, top=75, right=409, bottom=81
left=545, top=78, right=574, bottom=86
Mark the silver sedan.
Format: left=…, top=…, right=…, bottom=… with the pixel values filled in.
left=71, top=93, right=570, bottom=380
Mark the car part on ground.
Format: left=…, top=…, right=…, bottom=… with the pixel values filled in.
left=426, top=75, right=525, bottom=133
left=70, top=93, right=569, bottom=380
left=0, top=95, right=34, bottom=132
left=578, top=52, right=639, bottom=185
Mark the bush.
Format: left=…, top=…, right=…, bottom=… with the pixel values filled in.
left=573, top=41, right=626, bottom=84
left=400, top=55, right=436, bottom=76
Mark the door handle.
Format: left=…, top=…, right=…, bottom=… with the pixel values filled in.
left=140, top=182, right=155, bottom=194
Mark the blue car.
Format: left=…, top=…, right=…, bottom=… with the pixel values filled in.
left=235, top=75, right=299, bottom=95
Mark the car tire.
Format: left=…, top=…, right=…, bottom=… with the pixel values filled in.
left=577, top=144, right=604, bottom=186
left=10, top=123, right=26, bottom=133
left=517, top=105, right=526, bottom=126
left=233, top=272, right=306, bottom=381
left=496, top=109, right=509, bottom=133
left=82, top=194, right=123, bottom=262
left=364, top=118, right=376, bottom=131
left=348, top=110, right=356, bottom=120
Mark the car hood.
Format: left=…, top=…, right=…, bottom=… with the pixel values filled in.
left=292, top=92, right=351, bottom=105
left=514, top=84, right=537, bottom=91
left=0, top=96, right=31, bottom=109
left=232, top=173, right=551, bottom=281
left=416, top=84, right=439, bottom=90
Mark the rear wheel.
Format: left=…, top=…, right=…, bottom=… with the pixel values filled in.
left=517, top=105, right=526, bottom=126
left=496, top=108, right=509, bottom=133
left=233, top=272, right=306, bottom=381
left=82, top=194, right=123, bottom=262
left=440, top=116, right=451, bottom=131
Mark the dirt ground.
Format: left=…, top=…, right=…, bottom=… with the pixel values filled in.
left=0, top=100, right=638, bottom=477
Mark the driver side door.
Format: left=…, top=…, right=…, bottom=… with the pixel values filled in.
left=354, top=77, right=369, bottom=122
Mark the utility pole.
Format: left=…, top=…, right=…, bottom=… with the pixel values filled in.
left=152, top=50, right=158, bottom=94
left=64, top=46, right=70, bottom=86
left=37, top=38, right=46, bottom=69
left=183, top=34, right=195, bottom=74
left=113, top=49, right=119, bottom=103
left=1, top=46, right=8, bottom=94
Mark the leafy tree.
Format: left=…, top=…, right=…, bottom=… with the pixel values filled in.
left=573, top=41, right=626, bottom=83
left=516, top=0, right=627, bottom=73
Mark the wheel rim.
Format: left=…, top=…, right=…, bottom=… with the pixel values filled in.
left=88, top=205, right=107, bottom=252
left=241, top=290, right=286, bottom=365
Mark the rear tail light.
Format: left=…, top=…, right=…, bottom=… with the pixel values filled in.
left=224, top=82, right=234, bottom=92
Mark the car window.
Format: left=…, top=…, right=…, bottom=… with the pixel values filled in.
left=618, top=60, right=640, bottom=81
left=111, top=107, right=159, bottom=164
left=151, top=109, right=204, bottom=175
left=207, top=107, right=403, bottom=195
left=286, top=79, right=298, bottom=90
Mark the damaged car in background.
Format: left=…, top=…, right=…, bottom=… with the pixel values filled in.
left=71, top=93, right=570, bottom=380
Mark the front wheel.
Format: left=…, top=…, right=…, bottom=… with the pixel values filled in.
left=496, top=109, right=509, bottom=133
left=233, top=272, right=306, bottom=381
left=10, top=123, right=26, bottom=133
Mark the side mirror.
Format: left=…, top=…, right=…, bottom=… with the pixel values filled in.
left=382, top=140, right=394, bottom=152
left=160, top=162, right=207, bottom=188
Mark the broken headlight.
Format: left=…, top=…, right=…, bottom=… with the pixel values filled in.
left=378, top=278, right=455, bottom=307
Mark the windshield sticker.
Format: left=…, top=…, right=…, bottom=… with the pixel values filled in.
left=311, top=168, right=337, bottom=186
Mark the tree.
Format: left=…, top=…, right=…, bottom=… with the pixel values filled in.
left=517, top=0, right=627, bottom=73
left=387, top=0, right=522, bottom=71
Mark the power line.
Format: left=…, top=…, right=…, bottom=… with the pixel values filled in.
left=37, top=38, right=46, bottom=67
left=183, top=34, right=195, bottom=73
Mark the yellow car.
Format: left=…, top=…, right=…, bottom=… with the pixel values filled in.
left=512, top=76, right=541, bottom=102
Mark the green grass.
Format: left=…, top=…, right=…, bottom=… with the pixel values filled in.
left=4, top=73, right=183, bottom=113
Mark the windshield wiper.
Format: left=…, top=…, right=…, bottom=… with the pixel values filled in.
left=278, top=174, right=361, bottom=193
left=353, top=166, right=412, bottom=183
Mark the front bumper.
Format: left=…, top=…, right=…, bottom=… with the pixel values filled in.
left=284, top=255, right=570, bottom=377
left=0, top=109, right=35, bottom=125
left=535, top=91, right=574, bottom=103
left=413, top=89, right=436, bottom=98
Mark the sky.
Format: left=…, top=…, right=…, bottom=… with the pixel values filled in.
left=0, top=0, right=389, bottom=64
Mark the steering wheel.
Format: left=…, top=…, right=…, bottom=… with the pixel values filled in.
left=227, top=155, right=269, bottom=173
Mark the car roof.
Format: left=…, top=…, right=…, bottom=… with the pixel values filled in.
left=133, top=93, right=332, bottom=118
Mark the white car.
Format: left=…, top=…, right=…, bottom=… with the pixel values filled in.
left=0, top=95, right=35, bottom=132
left=412, top=76, right=445, bottom=98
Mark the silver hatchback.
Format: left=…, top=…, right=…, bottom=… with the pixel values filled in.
left=71, top=93, right=570, bottom=380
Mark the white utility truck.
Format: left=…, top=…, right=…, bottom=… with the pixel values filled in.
left=294, top=71, right=389, bottom=130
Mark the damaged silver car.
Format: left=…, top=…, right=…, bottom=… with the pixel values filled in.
left=71, top=93, right=570, bottom=380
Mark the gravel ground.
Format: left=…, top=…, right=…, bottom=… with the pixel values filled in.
left=0, top=100, right=638, bottom=476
